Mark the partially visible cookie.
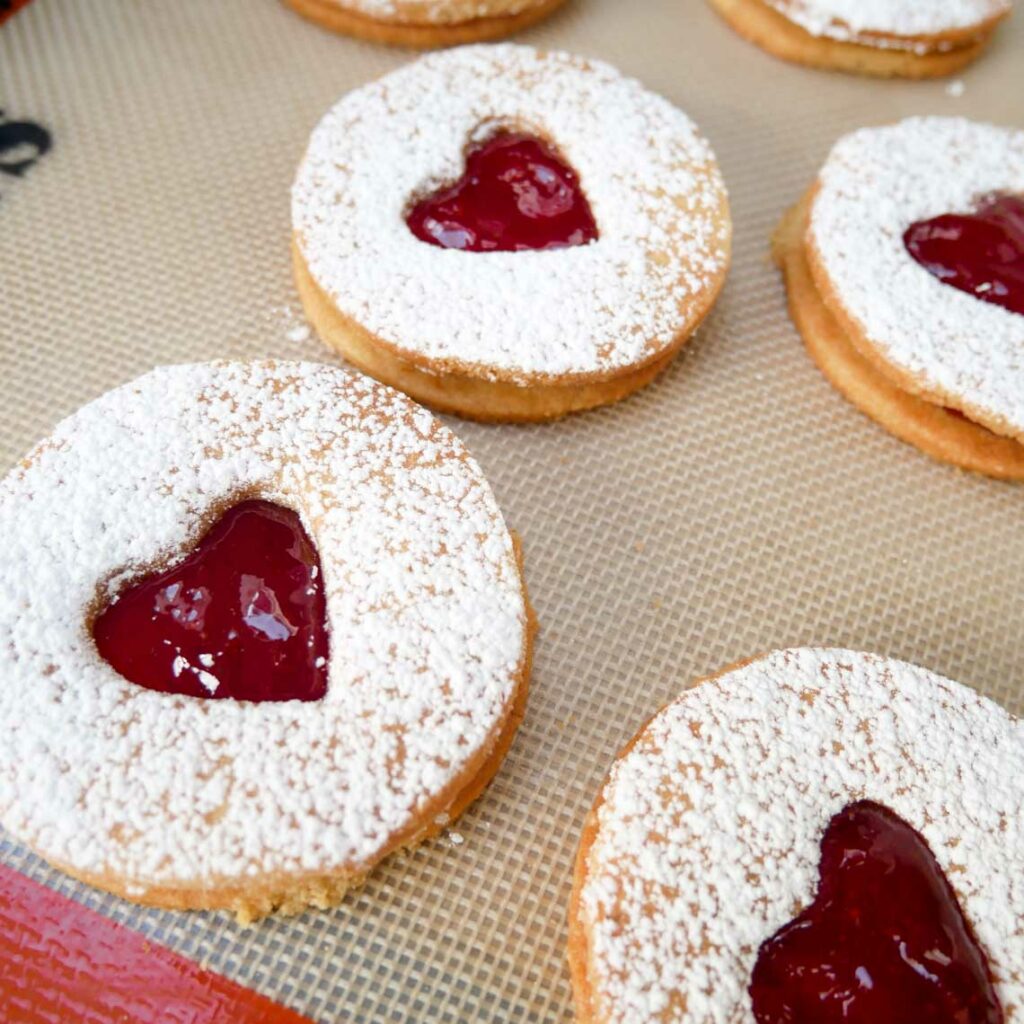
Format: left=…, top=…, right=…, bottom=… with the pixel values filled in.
left=282, top=0, right=567, bottom=47
left=570, top=648, right=1024, bottom=1022
left=775, top=117, right=1024, bottom=479
left=707, top=0, right=1011, bottom=77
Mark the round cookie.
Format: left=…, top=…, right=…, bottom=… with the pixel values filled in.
left=282, top=0, right=567, bottom=48
left=0, top=361, right=535, bottom=922
left=570, top=648, right=1024, bottom=1023
left=775, top=117, right=1024, bottom=479
left=291, top=44, right=731, bottom=422
left=707, top=0, right=1010, bottom=77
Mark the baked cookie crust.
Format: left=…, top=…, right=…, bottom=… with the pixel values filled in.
left=283, top=0, right=567, bottom=47
left=773, top=192, right=1024, bottom=480
left=706, top=0, right=1006, bottom=77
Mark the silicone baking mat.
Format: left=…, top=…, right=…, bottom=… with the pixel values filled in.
left=1, top=1, right=1023, bottom=1020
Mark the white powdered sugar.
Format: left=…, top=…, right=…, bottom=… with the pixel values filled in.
left=768, top=0, right=1009, bottom=47
left=580, top=648, right=1024, bottom=1023
left=323, top=0, right=540, bottom=24
left=292, top=45, right=729, bottom=384
left=808, top=117, right=1024, bottom=439
left=0, top=362, right=527, bottom=888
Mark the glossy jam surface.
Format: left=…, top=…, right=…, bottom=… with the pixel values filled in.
left=750, top=800, right=1002, bottom=1024
left=406, top=131, right=598, bottom=252
left=904, top=194, right=1024, bottom=316
left=93, top=500, right=328, bottom=702
left=0, top=864, right=313, bottom=1023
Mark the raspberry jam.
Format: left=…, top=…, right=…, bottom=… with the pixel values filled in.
left=406, top=131, right=598, bottom=252
left=750, top=801, right=1002, bottom=1024
left=904, top=194, right=1024, bottom=316
left=93, top=500, right=328, bottom=702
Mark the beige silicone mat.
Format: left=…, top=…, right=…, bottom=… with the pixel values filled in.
left=2, top=1, right=1023, bottom=1019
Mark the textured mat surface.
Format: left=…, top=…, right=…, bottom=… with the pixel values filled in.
left=1, top=1, right=1023, bottom=1020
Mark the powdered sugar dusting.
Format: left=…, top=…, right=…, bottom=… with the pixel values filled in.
left=320, top=0, right=541, bottom=25
left=768, top=0, right=1008, bottom=47
left=0, top=361, right=527, bottom=889
left=292, top=45, right=729, bottom=384
left=808, top=117, right=1024, bottom=440
left=580, top=648, right=1023, bottom=1023
left=268, top=302, right=316, bottom=348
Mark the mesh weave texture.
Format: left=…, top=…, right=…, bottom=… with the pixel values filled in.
left=1, top=1, right=1022, bottom=1019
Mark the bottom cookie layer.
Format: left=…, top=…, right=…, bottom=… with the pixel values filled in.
left=282, top=0, right=566, bottom=48
left=707, top=0, right=995, bottom=78
left=57, top=535, right=536, bottom=924
left=773, top=194, right=1024, bottom=480
left=293, top=242, right=687, bottom=422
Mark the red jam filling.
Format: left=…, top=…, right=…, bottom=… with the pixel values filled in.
left=750, top=800, right=1002, bottom=1024
left=406, top=131, right=598, bottom=252
left=93, top=500, right=328, bottom=702
left=904, top=194, right=1024, bottom=316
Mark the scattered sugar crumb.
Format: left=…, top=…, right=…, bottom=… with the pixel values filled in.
left=196, top=670, right=220, bottom=695
left=946, top=79, right=966, bottom=97
left=268, top=303, right=314, bottom=346
left=447, top=830, right=465, bottom=846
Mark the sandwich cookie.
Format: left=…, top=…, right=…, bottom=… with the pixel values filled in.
left=707, top=0, right=1011, bottom=77
left=570, top=648, right=1022, bottom=1023
left=292, top=44, right=731, bottom=421
left=282, top=0, right=567, bottom=48
left=774, top=117, right=1024, bottom=479
left=0, top=361, right=534, bottom=921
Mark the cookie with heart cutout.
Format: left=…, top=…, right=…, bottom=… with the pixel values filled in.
left=0, top=361, right=535, bottom=923
left=569, top=648, right=1023, bottom=1024
left=774, top=117, right=1024, bottom=480
left=291, top=44, right=731, bottom=422
left=281, top=0, right=567, bottom=47
left=706, top=0, right=1011, bottom=77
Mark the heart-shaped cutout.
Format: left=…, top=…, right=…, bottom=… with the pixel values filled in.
left=750, top=800, right=1002, bottom=1024
left=406, top=131, right=598, bottom=252
left=93, top=500, right=328, bottom=702
left=904, top=193, right=1024, bottom=316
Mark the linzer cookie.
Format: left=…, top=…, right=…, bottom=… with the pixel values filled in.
left=0, top=361, right=534, bottom=922
left=774, top=117, right=1024, bottom=479
left=291, top=45, right=731, bottom=422
left=707, top=0, right=1011, bottom=77
left=281, top=0, right=566, bottom=48
left=569, top=648, right=1023, bottom=1023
